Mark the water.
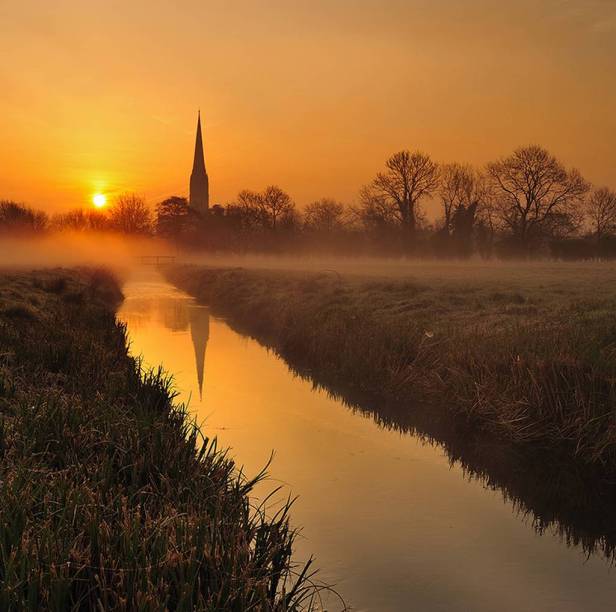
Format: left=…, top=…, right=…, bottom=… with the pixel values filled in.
left=118, top=272, right=616, bottom=612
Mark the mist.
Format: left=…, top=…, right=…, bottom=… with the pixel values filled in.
left=3, top=229, right=615, bottom=296
left=0, top=232, right=174, bottom=274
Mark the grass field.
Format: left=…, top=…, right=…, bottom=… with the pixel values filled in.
left=0, top=268, right=316, bottom=611
left=166, top=261, right=616, bottom=471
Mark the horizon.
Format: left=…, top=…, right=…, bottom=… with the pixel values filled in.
left=1, top=0, right=615, bottom=216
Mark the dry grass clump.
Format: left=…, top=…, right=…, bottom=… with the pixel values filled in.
left=0, top=269, right=317, bottom=611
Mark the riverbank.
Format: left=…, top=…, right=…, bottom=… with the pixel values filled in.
left=166, top=263, right=616, bottom=472
left=0, top=269, right=315, bottom=610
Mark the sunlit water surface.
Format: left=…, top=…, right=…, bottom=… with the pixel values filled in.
left=117, top=272, right=616, bottom=612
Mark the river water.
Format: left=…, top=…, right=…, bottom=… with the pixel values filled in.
left=117, top=272, right=616, bottom=612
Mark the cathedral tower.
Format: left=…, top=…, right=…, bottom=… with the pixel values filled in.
left=189, top=111, right=209, bottom=211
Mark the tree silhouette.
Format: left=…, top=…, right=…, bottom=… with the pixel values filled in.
left=234, top=186, right=295, bottom=231
left=587, top=187, right=616, bottom=240
left=109, top=194, right=153, bottom=235
left=438, top=164, right=485, bottom=235
left=156, top=196, right=200, bottom=240
left=259, top=185, right=295, bottom=230
left=0, top=201, right=47, bottom=234
left=367, top=150, right=439, bottom=234
left=303, top=199, right=346, bottom=233
left=488, top=146, right=589, bottom=251
left=52, top=209, right=108, bottom=232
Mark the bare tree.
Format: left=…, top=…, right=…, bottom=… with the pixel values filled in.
left=487, top=146, right=589, bottom=249
left=368, top=150, right=439, bottom=233
left=0, top=201, right=48, bottom=234
left=108, top=194, right=153, bottom=235
left=354, top=185, right=401, bottom=230
left=234, top=189, right=265, bottom=230
left=259, top=185, right=295, bottom=230
left=438, top=164, right=486, bottom=234
left=587, top=187, right=616, bottom=240
left=232, top=186, right=295, bottom=231
left=52, top=209, right=109, bottom=232
left=303, top=198, right=346, bottom=233
left=474, top=191, right=499, bottom=259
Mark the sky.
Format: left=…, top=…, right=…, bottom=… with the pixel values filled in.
left=1, top=0, right=615, bottom=216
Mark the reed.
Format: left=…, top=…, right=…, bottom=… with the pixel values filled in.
left=0, top=269, right=318, bottom=611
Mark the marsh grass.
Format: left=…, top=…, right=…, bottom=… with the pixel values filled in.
left=0, top=269, right=320, bottom=611
left=166, top=264, right=616, bottom=469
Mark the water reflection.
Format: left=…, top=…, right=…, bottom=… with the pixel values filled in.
left=120, top=292, right=210, bottom=399
left=282, top=366, right=616, bottom=564
left=189, top=305, right=209, bottom=399
left=125, top=285, right=616, bottom=559
left=118, top=275, right=616, bottom=612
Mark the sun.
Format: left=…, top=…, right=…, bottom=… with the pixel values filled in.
left=92, top=193, right=107, bottom=208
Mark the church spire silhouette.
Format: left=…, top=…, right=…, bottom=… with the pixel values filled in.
left=189, top=111, right=209, bottom=211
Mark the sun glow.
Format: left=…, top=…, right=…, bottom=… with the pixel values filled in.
left=92, top=193, right=107, bottom=208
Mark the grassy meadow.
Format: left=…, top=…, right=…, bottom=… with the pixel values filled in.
left=167, top=261, right=616, bottom=471
left=0, top=269, right=316, bottom=611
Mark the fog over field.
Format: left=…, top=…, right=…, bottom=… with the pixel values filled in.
left=4, top=232, right=616, bottom=290
left=0, top=234, right=172, bottom=272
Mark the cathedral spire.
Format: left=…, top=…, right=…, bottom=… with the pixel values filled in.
left=189, top=111, right=209, bottom=211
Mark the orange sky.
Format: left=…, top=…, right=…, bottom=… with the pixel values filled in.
left=1, top=0, right=615, bottom=216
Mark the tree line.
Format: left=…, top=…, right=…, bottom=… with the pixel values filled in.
left=2, top=144, right=616, bottom=259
